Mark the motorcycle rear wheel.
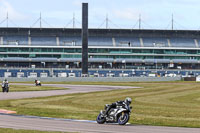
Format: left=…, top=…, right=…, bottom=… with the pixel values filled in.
left=96, top=113, right=106, bottom=124
left=118, top=112, right=130, bottom=125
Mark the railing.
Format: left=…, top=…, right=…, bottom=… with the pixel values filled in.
left=1, top=67, right=200, bottom=71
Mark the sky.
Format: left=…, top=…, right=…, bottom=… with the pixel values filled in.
left=0, top=0, right=200, bottom=30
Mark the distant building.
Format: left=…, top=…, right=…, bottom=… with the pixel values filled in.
left=0, top=28, right=199, bottom=69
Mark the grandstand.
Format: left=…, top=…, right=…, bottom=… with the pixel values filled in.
left=0, top=27, right=200, bottom=77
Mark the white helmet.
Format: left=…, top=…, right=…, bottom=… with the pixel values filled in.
left=125, top=97, right=132, bottom=105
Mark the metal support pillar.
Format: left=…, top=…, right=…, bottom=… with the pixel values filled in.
left=81, top=3, right=88, bottom=76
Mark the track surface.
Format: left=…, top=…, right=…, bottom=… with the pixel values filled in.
left=0, top=84, right=199, bottom=133
left=0, top=83, right=135, bottom=100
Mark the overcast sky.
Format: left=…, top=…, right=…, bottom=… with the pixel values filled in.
left=0, top=0, right=200, bottom=30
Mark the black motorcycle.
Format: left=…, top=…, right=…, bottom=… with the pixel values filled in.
left=35, top=82, right=41, bottom=86
left=96, top=103, right=132, bottom=125
left=2, top=83, right=9, bottom=93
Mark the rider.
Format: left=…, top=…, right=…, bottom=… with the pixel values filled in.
left=37, top=80, right=40, bottom=85
left=103, top=97, right=132, bottom=116
left=2, top=79, right=9, bottom=87
left=35, top=79, right=40, bottom=85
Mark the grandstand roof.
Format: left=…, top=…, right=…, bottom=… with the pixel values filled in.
left=0, top=27, right=200, bottom=38
left=1, top=28, right=200, bottom=48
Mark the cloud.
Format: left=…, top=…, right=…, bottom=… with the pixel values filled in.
left=113, top=8, right=146, bottom=21
left=72, top=0, right=82, bottom=7
left=0, top=0, right=28, bottom=22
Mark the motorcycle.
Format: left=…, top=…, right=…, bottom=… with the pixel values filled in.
left=96, top=103, right=132, bottom=125
left=35, top=80, right=41, bottom=86
left=35, top=82, right=41, bottom=86
left=2, top=83, right=9, bottom=93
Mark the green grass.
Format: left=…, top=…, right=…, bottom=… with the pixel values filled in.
left=14, top=80, right=190, bottom=84
left=0, top=85, right=67, bottom=92
left=1, top=82, right=200, bottom=128
left=0, top=128, right=70, bottom=133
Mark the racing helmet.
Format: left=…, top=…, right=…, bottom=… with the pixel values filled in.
left=125, top=97, right=132, bottom=105
left=4, top=79, right=7, bottom=81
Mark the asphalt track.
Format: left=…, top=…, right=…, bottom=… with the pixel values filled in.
left=0, top=83, right=135, bottom=100
left=0, top=83, right=199, bottom=133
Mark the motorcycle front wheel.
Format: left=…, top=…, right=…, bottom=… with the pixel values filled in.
left=118, top=112, right=130, bottom=125
left=96, top=113, right=106, bottom=124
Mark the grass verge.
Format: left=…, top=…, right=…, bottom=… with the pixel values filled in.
left=0, top=128, right=71, bottom=133
left=0, top=82, right=200, bottom=128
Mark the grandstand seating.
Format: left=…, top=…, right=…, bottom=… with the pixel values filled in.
left=2, top=35, right=198, bottom=48
left=89, top=37, right=113, bottom=46
left=31, top=36, right=56, bottom=46
left=143, top=37, right=168, bottom=47
left=60, top=36, right=81, bottom=46
left=2, top=28, right=200, bottom=73
left=170, top=38, right=195, bottom=47
left=3, top=36, right=28, bottom=45
left=115, top=37, right=141, bottom=47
